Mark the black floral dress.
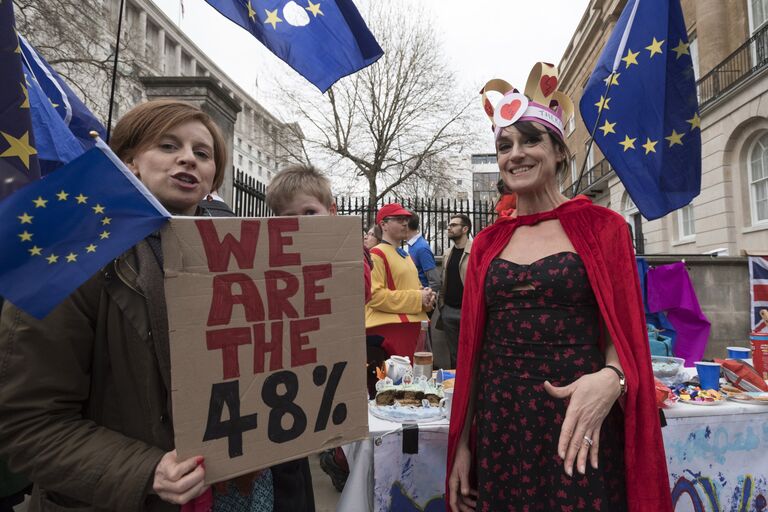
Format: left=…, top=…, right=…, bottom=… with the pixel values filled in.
left=475, top=252, right=627, bottom=512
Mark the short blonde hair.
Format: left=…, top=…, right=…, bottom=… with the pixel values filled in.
left=266, top=164, right=333, bottom=214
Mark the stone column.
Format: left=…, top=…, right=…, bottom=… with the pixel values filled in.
left=139, top=76, right=242, bottom=205
left=157, top=29, right=166, bottom=72
left=138, top=10, right=147, bottom=58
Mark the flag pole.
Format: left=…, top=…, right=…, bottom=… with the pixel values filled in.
left=572, top=78, right=614, bottom=196
left=106, top=0, right=126, bottom=143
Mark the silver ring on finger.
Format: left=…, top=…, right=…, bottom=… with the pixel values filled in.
left=583, top=435, right=593, bottom=447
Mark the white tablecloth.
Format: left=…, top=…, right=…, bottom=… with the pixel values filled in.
left=340, top=371, right=768, bottom=512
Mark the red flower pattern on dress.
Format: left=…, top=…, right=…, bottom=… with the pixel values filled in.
left=475, top=253, right=627, bottom=511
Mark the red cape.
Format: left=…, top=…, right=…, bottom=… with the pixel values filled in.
left=446, top=196, right=671, bottom=512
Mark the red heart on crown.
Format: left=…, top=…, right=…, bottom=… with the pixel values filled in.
left=500, top=99, right=522, bottom=121
left=484, top=98, right=494, bottom=117
left=540, top=75, right=558, bottom=97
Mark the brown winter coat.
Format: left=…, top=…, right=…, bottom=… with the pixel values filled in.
left=0, top=240, right=176, bottom=511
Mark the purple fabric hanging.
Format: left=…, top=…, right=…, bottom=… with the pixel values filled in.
left=647, top=262, right=711, bottom=366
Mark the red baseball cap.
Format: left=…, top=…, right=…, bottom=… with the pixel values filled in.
left=376, top=203, right=412, bottom=224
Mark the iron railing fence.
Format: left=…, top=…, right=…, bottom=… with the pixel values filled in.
left=697, top=22, right=768, bottom=109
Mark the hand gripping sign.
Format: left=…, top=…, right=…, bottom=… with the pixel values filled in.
left=162, top=216, right=368, bottom=483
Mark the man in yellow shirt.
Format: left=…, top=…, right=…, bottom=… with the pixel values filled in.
left=366, top=203, right=435, bottom=360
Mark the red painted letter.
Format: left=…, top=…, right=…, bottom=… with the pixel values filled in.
left=303, top=264, right=332, bottom=316
left=208, top=273, right=265, bottom=326
left=290, top=318, right=319, bottom=368
left=268, top=218, right=300, bottom=267
left=265, top=270, right=300, bottom=320
left=206, top=327, right=252, bottom=379
left=196, top=219, right=260, bottom=272
left=252, top=321, right=284, bottom=374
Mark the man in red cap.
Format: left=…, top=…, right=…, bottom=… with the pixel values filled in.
left=366, top=203, right=435, bottom=359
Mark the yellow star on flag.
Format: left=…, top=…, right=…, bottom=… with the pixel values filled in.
left=0, top=131, right=37, bottom=169
left=599, top=120, right=616, bottom=136
left=28, top=245, right=42, bottom=256
left=686, top=112, right=701, bottom=131
left=32, top=196, right=48, bottom=208
left=18, top=230, right=33, bottom=242
left=85, top=244, right=97, bottom=253
left=595, top=96, right=611, bottom=112
left=46, top=254, right=59, bottom=265
left=621, top=49, right=640, bottom=68
left=247, top=0, right=256, bottom=21
left=672, top=39, right=690, bottom=59
left=56, top=190, right=69, bottom=201
left=92, top=204, right=105, bottom=214
left=100, top=230, right=110, bottom=240
left=306, top=0, right=323, bottom=16
left=18, top=212, right=33, bottom=224
left=603, top=73, right=620, bottom=86
left=20, top=82, right=29, bottom=108
left=642, top=137, right=658, bottom=154
left=264, top=9, right=282, bottom=29
left=619, top=135, right=637, bottom=152
left=65, top=253, right=78, bottom=263
left=75, top=193, right=88, bottom=204
left=645, top=37, right=665, bottom=58
left=665, top=129, right=684, bottom=147
left=101, top=217, right=112, bottom=225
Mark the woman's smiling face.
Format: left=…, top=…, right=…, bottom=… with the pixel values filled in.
left=496, top=122, right=564, bottom=195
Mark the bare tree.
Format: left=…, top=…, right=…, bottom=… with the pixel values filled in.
left=273, top=3, right=476, bottom=205
left=12, top=0, right=139, bottom=120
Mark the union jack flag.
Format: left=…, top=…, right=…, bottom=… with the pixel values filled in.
left=749, top=256, right=768, bottom=332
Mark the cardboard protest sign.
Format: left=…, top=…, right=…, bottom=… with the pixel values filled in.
left=163, top=216, right=368, bottom=483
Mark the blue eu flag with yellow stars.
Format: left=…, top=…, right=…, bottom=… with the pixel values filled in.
left=0, top=3, right=170, bottom=318
left=579, top=0, right=701, bottom=220
left=0, top=141, right=171, bottom=318
left=204, top=0, right=383, bottom=92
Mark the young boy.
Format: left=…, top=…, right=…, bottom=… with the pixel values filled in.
left=265, top=164, right=370, bottom=493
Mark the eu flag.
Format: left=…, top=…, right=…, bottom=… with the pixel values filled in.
left=0, top=142, right=170, bottom=318
left=0, top=0, right=40, bottom=198
left=579, top=0, right=701, bottom=220
left=204, top=0, right=383, bottom=92
left=19, top=34, right=107, bottom=149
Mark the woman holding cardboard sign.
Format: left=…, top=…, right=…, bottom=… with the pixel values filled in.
left=0, top=101, right=300, bottom=511
left=446, top=64, right=671, bottom=511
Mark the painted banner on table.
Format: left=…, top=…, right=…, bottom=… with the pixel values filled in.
left=664, top=414, right=768, bottom=511
left=163, top=216, right=368, bottom=483
left=373, top=428, right=447, bottom=512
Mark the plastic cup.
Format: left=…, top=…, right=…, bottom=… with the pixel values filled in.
left=727, top=346, right=751, bottom=359
left=440, top=388, right=454, bottom=420
left=695, top=361, right=721, bottom=390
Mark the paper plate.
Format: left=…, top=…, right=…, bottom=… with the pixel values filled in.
left=727, top=392, right=768, bottom=405
left=676, top=399, right=725, bottom=406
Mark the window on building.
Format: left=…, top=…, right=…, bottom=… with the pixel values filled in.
left=570, top=156, right=578, bottom=187
left=258, top=150, right=262, bottom=160
left=678, top=203, right=695, bottom=239
left=750, top=0, right=768, bottom=32
left=567, top=116, right=576, bottom=136
left=623, top=193, right=644, bottom=253
left=248, top=161, right=253, bottom=171
left=237, top=137, right=242, bottom=148
left=259, top=167, right=263, bottom=177
left=749, top=132, right=768, bottom=224
left=237, top=154, right=243, bottom=166
left=248, top=144, right=252, bottom=154
left=689, top=33, right=700, bottom=81
left=585, top=140, right=594, bottom=171
left=456, top=179, right=463, bottom=186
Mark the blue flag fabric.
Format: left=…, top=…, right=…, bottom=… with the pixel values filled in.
left=579, top=0, right=701, bottom=220
left=0, top=143, right=170, bottom=318
left=204, top=0, right=383, bottom=92
left=0, top=0, right=41, bottom=198
left=19, top=34, right=107, bottom=148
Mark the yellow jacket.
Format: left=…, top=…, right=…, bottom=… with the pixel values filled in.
left=365, top=243, right=428, bottom=328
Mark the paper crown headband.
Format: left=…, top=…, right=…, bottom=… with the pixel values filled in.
left=481, top=62, right=574, bottom=141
